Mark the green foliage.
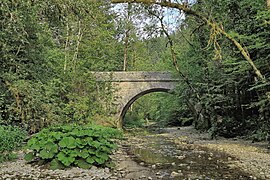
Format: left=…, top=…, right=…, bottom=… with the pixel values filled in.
left=1, top=0, right=269, bottom=143
left=124, top=92, right=187, bottom=128
left=158, top=0, right=270, bottom=139
left=124, top=117, right=146, bottom=129
left=121, top=0, right=270, bottom=140
left=126, top=37, right=174, bottom=71
left=25, top=124, right=122, bottom=169
left=0, top=0, right=123, bottom=132
left=0, top=125, right=27, bottom=163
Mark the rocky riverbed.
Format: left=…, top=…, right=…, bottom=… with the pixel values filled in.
left=0, top=126, right=269, bottom=179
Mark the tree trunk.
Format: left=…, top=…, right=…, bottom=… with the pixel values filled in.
left=64, top=23, right=69, bottom=73
left=123, top=29, right=129, bottom=71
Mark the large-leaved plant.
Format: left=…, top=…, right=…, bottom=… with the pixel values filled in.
left=25, top=124, right=122, bottom=169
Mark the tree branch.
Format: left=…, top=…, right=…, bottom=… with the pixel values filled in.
left=111, top=0, right=265, bottom=82
left=148, top=10, right=200, bottom=99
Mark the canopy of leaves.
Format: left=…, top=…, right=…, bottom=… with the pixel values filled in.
left=0, top=0, right=123, bottom=132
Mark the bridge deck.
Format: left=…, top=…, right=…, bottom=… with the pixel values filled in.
left=92, top=71, right=180, bottom=82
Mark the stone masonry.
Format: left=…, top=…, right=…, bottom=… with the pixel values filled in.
left=94, top=71, right=179, bottom=128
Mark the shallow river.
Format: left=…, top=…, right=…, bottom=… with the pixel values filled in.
left=125, top=128, right=255, bottom=179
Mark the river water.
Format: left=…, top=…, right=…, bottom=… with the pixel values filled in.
left=125, top=127, right=254, bottom=179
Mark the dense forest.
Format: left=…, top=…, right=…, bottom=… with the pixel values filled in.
left=1, top=0, right=270, bottom=144
left=123, top=0, right=270, bottom=141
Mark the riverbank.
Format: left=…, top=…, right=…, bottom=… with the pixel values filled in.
left=0, top=126, right=269, bottom=179
left=118, top=127, right=270, bottom=179
left=164, top=126, right=270, bottom=179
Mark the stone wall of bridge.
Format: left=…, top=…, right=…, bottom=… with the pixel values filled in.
left=93, top=71, right=179, bottom=128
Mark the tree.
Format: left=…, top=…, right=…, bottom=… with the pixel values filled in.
left=112, top=0, right=270, bottom=140
left=0, top=0, right=123, bottom=132
left=111, top=0, right=267, bottom=85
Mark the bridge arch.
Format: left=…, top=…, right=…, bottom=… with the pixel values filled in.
left=119, top=88, right=172, bottom=126
left=93, top=71, right=179, bottom=128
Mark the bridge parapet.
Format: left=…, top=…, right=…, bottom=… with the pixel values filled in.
left=92, top=71, right=179, bottom=82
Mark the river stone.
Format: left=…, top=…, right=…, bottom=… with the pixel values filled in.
left=110, top=176, right=118, bottom=179
left=178, top=163, right=188, bottom=167
left=104, top=167, right=110, bottom=173
left=170, top=171, right=180, bottom=177
left=125, top=170, right=155, bottom=180
left=140, top=175, right=146, bottom=178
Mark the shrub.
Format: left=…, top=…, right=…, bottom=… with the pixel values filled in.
left=24, top=124, right=122, bottom=169
left=0, top=125, right=27, bottom=163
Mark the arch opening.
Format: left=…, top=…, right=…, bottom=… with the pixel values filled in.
left=119, top=88, right=173, bottom=127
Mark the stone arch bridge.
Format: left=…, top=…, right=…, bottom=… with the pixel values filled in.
left=94, top=71, right=179, bottom=128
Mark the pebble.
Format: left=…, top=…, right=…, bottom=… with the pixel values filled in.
left=1, top=127, right=269, bottom=180
left=140, top=175, right=146, bottom=178
left=170, top=171, right=180, bottom=177
left=178, top=163, right=187, bottom=167
left=104, top=167, right=110, bottom=173
left=177, top=155, right=185, bottom=159
left=0, top=158, right=113, bottom=180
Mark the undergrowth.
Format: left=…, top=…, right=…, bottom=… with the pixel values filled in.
left=24, top=124, right=122, bottom=169
left=0, top=125, right=27, bottom=163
